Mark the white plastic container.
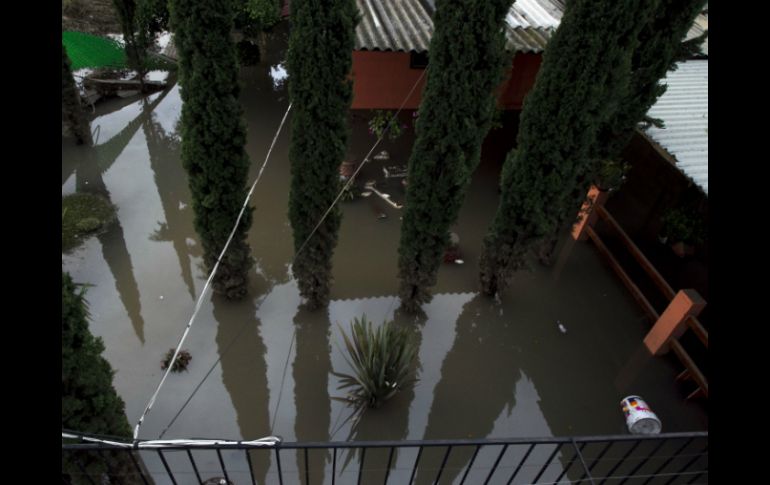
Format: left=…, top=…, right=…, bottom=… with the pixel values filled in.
left=621, top=395, right=662, bottom=435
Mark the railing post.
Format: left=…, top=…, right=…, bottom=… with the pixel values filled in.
left=644, top=289, right=706, bottom=355
left=572, top=185, right=609, bottom=241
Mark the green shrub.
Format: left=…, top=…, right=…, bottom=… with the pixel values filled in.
left=333, top=316, right=418, bottom=409
left=368, top=110, right=406, bottom=141
left=75, top=217, right=102, bottom=233
left=161, top=349, right=192, bottom=372
left=660, top=207, right=705, bottom=245
left=62, top=193, right=116, bottom=251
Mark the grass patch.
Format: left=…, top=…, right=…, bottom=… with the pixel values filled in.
left=62, top=193, right=116, bottom=252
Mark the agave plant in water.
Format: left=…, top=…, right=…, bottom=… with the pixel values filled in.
left=333, top=316, right=418, bottom=409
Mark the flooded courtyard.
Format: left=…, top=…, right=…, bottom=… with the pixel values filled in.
left=62, top=28, right=707, bottom=484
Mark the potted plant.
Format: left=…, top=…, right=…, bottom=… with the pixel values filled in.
left=659, top=207, right=704, bottom=257
left=367, top=110, right=408, bottom=141
left=594, top=158, right=630, bottom=192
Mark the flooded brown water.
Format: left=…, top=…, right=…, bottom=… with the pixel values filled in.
left=62, top=25, right=706, bottom=484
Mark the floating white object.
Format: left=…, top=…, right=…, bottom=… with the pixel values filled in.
left=159, top=295, right=164, bottom=300
left=179, top=201, right=187, bottom=210
left=373, top=150, right=390, bottom=160
left=558, top=322, right=567, bottom=333
left=621, top=395, right=662, bottom=435
left=360, top=191, right=372, bottom=197
left=454, top=259, right=464, bottom=265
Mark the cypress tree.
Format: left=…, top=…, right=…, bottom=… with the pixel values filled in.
left=595, top=0, right=707, bottom=164
left=62, top=44, right=91, bottom=145
left=113, top=0, right=148, bottom=85
left=478, top=0, right=654, bottom=296
left=287, top=0, right=358, bottom=309
left=171, top=0, right=254, bottom=300
left=397, top=0, right=511, bottom=313
left=537, top=0, right=707, bottom=265
left=62, top=272, right=133, bottom=483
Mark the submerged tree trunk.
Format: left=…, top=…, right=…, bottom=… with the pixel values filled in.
left=287, top=0, right=358, bottom=309
left=532, top=0, right=708, bottom=269
left=479, top=0, right=656, bottom=296
left=171, top=0, right=254, bottom=299
left=397, top=0, right=511, bottom=313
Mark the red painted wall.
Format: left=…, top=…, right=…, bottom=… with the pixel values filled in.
left=498, top=53, right=542, bottom=110
left=351, top=51, right=427, bottom=110
left=351, top=50, right=542, bottom=110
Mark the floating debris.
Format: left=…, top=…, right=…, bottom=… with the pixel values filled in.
left=373, top=150, right=390, bottom=161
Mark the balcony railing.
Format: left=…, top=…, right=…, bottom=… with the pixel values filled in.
left=62, top=430, right=708, bottom=484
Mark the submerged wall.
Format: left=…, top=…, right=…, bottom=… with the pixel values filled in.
left=351, top=50, right=542, bottom=110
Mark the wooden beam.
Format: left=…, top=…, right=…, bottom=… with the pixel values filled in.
left=572, top=185, right=609, bottom=241
left=644, top=289, right=706, bottom=355
left=670, top=339, right=708, bottom=398
left=595, top=205, right=675, bottom=301
left=586, top=226, right=659, bottom=322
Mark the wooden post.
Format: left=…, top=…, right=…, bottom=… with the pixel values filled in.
left=571, top=185, right=609, bottom=241
left=644, top=289, right=706, bottom=355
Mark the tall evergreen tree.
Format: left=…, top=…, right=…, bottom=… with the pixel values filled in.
left=478, top=0, right=654, bottom=296
left=536, top=0, right=707, bottom=265
left=62, top=44, right=91, bottom=145
left=62, top=272, right=133, bottom=483
left=397, top=0, right=511, bottom=313
left=113, top=0, right=149, bottom=86
left=287, top=0, right=358, bottom=309
left=171, top=0, right=254, bottom=299
left=599, top=0, right=706, bottom=160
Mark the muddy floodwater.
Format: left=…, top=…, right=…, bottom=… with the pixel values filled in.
left=62, top=27, right=706, bottom=485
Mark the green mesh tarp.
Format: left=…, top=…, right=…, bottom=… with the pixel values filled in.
left=63, top=31, right=127, bottom=70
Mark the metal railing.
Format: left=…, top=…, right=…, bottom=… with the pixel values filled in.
left=62, top=431, right=708, bottom=484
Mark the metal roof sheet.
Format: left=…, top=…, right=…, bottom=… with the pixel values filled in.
left=354, top=0, right=433, bottom=52
left=643, top=60, right=708, bottom=195
left=354, top=1, right=707, bottom=55
left=354, top=0, right=561, bottom=53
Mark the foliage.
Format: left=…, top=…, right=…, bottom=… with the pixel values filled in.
left=244, top=0, right=280, bottom=32
left=595, top=158, right=631, bottom=192
left=136, top=0, right=170, bottom=41
left=333, top=316, right=418, bottom=409
left=171, top=0, right=254, bottom=299
left=113, top=0, right=171, bottom=79
left=538, top=0, right=707, bottom=266
left=75, top=217, right=102, bottom=233
left=112, top=0, right=147, bottom=77
left=62, top=193, right=116, bottom=251
left=478, top=0, right=657, bottom=295
left=62, top=272, right=133, bottom=483
left=397, top=0, right=511, bottom=313
left=161, top=348, right=192, bottom=372
left=62, top=43, right=91, bottom=145
left=660, top=207, right=705, bottom=245
left=287, top=0, right=358, bottom=308
left=340, top=182, right=356, bottom=202
left=367, top=110, right=406, bottom=141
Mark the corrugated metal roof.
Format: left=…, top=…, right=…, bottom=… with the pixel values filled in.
left=354, top=0, right=434, bottom=52
left=354, top=0, right=562, bottom=53
left=643, top=60, right=708, bottom=195
left=355, top=2, right=706, bottom=56
left=504, top=0, right=562, bottom=53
